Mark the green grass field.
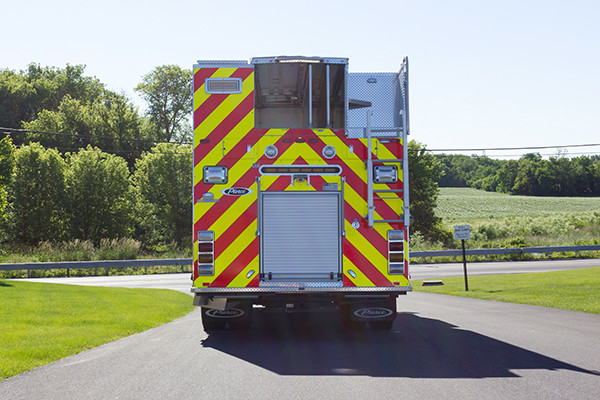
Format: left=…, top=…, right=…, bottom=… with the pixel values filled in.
left=0, top=280, right=194, bottom=381
left=432, top=188, right=600, bottom=250
left=437, top=187, right=600, bottom=223
left=414, top=266, right=600, bottom=314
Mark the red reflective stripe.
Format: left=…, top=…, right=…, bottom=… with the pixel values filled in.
left=344, top=275, right=356, bottom=286
left=343, top=202, right=388, bottom=256
left=343, top=238, right=392, bottom=287
left=230, top=68, right=253, bottom=81
left=194, top=138, right=294, bottom=232
left=193, top=68, right=219, bottom=93
left=211, top=237, right=259, bottom=287
left=214, top=176, right=288, bottom=255
left=193, top=128, right=260, bottom=199
left=193, top=92, right=254, bottom=162
left=247, top=274, right=259, bottom=287
left=193, top=94, right=230, bottom=131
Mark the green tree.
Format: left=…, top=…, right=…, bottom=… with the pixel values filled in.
left=512, top=153, right=543, bottom=195
left=24, top=63, right=105, bottom=114
left=0, top=136, right=15, bottom=225
left=66, top=146, right=134, bottom=243
left=135, top=65, right=193, bottom=143
left=495, top=159, right=519, bottom=193
left=0, top=64, right=105, bottom=135
left=8, top=143, right=67, bottom=243
left=408, top=140, right=452, bottom=245
left=0, top=70, right=36, bottom=129
left=23, top=93, right=149, bottom=165
left=132, top=143, right=192, bottom=248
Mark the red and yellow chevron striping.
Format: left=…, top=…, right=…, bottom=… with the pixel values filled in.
left=193, top=64, right=409, bottom=290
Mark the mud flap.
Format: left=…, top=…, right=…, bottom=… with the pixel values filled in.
left=346, top=296, right=397, bottom=329
left=201, top=301, right=253, bottom=332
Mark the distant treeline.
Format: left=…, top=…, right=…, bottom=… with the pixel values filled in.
left=436, top=153, right=600, bottom=196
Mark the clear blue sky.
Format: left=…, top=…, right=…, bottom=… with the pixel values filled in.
left=3, top=0, right=599, bottom=157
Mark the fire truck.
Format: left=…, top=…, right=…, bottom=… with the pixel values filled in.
left=191, top=56, right=411, bottom=331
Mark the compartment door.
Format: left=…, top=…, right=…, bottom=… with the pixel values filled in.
left=261, top=192, right=341, bottom=281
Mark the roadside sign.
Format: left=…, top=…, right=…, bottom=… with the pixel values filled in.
left=453, top=225, right=471, bottom=291
left=453, top=225, right=471, bottom=241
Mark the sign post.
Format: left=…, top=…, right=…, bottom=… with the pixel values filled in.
left=453, top=225, right=471, bottom=291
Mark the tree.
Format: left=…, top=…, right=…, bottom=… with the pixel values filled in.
left=65, top=146, right=134, bottom=243
left=512, top=153, right=543, bottom=195
left=0, top=64, right=105, bottom=134
left=8, top=143, right=67, bottom=243
left=23, top=93, right=149, bottom=166
left=408, top=140, right=452, bottom=245
left=0, top=70, right=36, bottom=129
left=132, top=143, right=192, bottom=248
left=0, top=136, right=15, bottom=225
left=24, top=63, right=105, bottom=114
left=135, top=65, right=193, bottom=143
left=494, top=159, right=519, bottom=193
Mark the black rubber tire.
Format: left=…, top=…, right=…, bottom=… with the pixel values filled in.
left=370, top=320, right=394, bottom=330
left=228, top=302, right=252, bottom=330
left=201, top=309, right=227, bottom=332
left=340, top=304, right=366, bottom=330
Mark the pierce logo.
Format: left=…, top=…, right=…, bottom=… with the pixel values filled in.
left=221, top=188, right=252, bottom=196
left=205, top=308, right=245, bottom=319
left=353, top=307, right=394, bottom=319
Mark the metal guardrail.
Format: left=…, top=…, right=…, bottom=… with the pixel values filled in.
left=410, top=244, right=600, bottom=258
left=0, top=245, right=599, bottom=276
left=0, top=258, right=192, bottom=277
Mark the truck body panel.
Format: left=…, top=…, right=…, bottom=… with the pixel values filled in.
left=192, top=56, right=411, bottom=329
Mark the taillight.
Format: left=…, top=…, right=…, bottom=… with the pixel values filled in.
left=197, top=231, right=215, bottom=276
left=388, top=230, right=404, bottom=274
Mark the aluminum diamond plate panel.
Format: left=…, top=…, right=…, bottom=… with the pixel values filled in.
left=347, top=72, right=402, bottom=138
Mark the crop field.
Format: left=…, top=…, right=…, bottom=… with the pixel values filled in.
left=431, top=188, right=600, bottom=250
left=437, top=188, right=600, bottom=223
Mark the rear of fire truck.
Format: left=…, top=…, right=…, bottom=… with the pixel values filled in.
left=191, top=56, right=411, bottom=331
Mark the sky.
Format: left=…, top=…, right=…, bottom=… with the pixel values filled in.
left=2, top=0, right=599, bottom=158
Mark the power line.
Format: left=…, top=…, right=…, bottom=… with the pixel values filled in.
left=481, top=151, right=600, bottom=158
left=13, top=144, right=191, bottom=156
left=425, top=143, right=600, bottom=152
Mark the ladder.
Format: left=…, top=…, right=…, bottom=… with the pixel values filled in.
left=366, top=111, right=404, bottom=227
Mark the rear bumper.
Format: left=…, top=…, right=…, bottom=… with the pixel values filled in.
left=191, top=285, right=412, bottom=295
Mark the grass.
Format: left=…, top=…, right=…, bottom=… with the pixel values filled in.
left=0, top=280, right=194, bottom=381
left=414, top=266, right=600, bottom=314
left=424, top=188, right=600, bottom=253
left=437, top=187, right=600, bottom=223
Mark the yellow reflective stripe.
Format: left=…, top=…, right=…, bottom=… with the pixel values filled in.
left=229, top=255, right=259, bottom=287
left=193, top=71, right=254, bottom=146
left=214, top=222, right=256, bottom=276
left=343, top=172, right=394, bottom=238
left=344, top=220, right=388, bottom=269
left=193, top=68, right=246, bottom=114
left=192, top=111, right=255, bottom=186
left=343, top=255, right=373, bottom=287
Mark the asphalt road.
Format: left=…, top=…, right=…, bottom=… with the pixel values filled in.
left=2, top=259, right=599, bottom=399
left=18, top=258, right=600, bottom=290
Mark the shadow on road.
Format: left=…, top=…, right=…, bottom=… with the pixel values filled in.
left=201, top=311, right=599, bottom=378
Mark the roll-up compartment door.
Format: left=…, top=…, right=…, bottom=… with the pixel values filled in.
left=261, top=192, right=341, bottom=281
